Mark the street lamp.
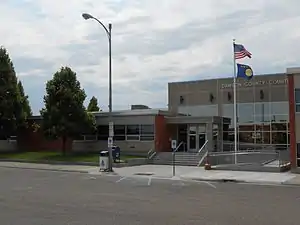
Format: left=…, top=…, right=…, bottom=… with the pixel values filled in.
left=82, top=13, right=113, bottom=172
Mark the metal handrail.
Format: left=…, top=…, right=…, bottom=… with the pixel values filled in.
left=147, top=148, right=153, bottom=157
left=198, top=151, right=208, bottom=167
left=149, top=151, right=157, bottom=160
left=174, top=141, right=184, bottom=152
left=147, top=148, right=157, bottom=160
left=197, top=140, right=208, bottom=155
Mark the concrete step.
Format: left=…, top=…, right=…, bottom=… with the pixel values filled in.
left=151, top=161, right=199, bottom=166
left=151, top=152, right=204, bottom=166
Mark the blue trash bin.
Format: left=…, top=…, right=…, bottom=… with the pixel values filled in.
left=114, top=146, right=120, bottom=162
left=111, top=146, right=121, bottom=162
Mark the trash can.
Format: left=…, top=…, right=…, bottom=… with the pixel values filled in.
left=99, top=150, right=109, bottom=171
left=112, top=146, right=121, bottom=162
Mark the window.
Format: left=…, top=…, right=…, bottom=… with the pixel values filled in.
left=237, top=103, right=254, bottom=123
left=97, top=125, right=108, bottom=140
left=140, top=125, right=154, bottom=141
left=296, top=105, right=300, bottom=112
left=114, top=125, right=125, bottom=141
left=255, top=132, right=271, bottom=144
left=270, top=102, right=288, bottom=115
left=254, top=115, right=271, bottom=123
left=297, top=143, right=300, bottom=167
left=126, top=125, right=140, bottom=135
left=95, top=124, right=155, bottom=142
left=271, top=123, right=287, bottom=131
left=295, top=89, right=300, bottom=112
left=254, top=102, right=270, bottom=115
left=126, top=125, right=140, bottom=141
left=178, top=105, right=218, bottom=117
left=271, top=132, right=287, bottom=145
left=222, top=104, right=234, bottom=127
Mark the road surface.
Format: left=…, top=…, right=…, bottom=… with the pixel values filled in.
left=0, top=167, right=299, bottom=225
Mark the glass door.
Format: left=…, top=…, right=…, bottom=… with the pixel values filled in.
left=188, top=125, right=197, bottom=151
left=198, top=133, right=206, bottom=150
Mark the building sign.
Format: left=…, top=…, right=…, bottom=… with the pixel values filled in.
left=220, top=78, right=288, bottom=89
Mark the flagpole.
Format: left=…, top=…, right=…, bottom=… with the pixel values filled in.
left=233, top=39, right=238, bottom=164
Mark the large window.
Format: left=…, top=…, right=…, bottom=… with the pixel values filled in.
left=96, top=124, right=154, bottom=141
left=126, top=125, right=140, bottom=141
left=140, top=125, right=155, bottom=141
left=114, top=125, right=126, bottom=140
left=222, top=100, right=289, bottom=150
left=237, top=103, right=254, bottom=124
left=97, top=125, right=108, bottom=140
left=270, top=102, right=288, bottom=115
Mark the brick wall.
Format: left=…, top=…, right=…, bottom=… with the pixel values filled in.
left=154, top=115, right=171, bottom=152
left=18, top=129, right=72, bottom=152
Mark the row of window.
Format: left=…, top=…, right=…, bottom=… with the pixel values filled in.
left=226, top=123, right=289, bottom=132
left=178, top=102, right=289, bottom=125
left=224, top=131, right=289, bottom=145
left=97, top=124, right=154, bottom=141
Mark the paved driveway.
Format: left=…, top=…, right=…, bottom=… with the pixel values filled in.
left=1, top=167, right=300, bottom=225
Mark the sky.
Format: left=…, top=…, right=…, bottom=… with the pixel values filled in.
left=1, top=0, right=300, bottom=115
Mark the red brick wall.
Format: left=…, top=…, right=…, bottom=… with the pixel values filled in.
left=154, top=115, right=171, bottom=152
left=18, top=129, right=72, bottom=152
left=288, top=75, right=297, bottom=168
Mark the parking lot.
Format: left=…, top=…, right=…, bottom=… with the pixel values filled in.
left=1, top=167, right=300, bottom=225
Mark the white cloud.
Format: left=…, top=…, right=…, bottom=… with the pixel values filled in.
left=1, top=0, right=300, bottom=114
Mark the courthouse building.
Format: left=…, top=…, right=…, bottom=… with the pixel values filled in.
left=72, top=67, right=300, bottom=170
left=3, top=67, right=300, bottom=171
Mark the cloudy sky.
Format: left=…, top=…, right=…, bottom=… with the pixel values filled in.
left=1, top=0, right=300, bottom=114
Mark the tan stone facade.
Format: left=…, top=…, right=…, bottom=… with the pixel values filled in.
left=168, top=73, right=289, bottom=152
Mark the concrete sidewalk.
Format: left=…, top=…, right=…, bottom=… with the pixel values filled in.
left=110, top=165, right=299, bottom=186
left=1, top=162, right=300, bottom=186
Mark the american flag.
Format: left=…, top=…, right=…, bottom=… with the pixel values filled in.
left=234, top=43, right=252, bottom=59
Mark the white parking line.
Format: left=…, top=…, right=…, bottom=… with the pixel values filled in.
left=116, top=176, right=127, bottom=183
left=148, top=177, right=152, bottom=186
left=180, top=178, right=217, bottom=189
left=201, top=181, right=217, bottom=189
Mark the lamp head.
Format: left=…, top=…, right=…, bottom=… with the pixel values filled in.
left=82, top=13, right=93, bottom=20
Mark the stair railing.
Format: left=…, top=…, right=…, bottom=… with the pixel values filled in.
left=174, top=141, right=184, bottom=152
left=197, top=139, right=208, bottom=156
left=198, top=151, right=208, bottom=167
left=147, top=148, right=157, bottom=160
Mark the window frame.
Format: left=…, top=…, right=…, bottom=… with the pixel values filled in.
left=295, top=89, right=300, bottom=113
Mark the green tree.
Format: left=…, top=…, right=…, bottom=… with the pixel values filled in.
left=17, top=81, right=32, bottom=117
left=87, top=96, right=100, bottom=112
left=40, top=67, right=96, bottom=155
left=0, top=47, right=25, bottom=139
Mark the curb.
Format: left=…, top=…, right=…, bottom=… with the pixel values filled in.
left=0, top=164, right=89, bottom=174
left=0, top=159, right=98, bottom=166
left=184, top=177, right=300, bottom=186
left=0, top=164, right=119, bottom=175
left=0, top=159, right=145, bottom=168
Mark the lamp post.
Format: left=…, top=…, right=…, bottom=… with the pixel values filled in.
left=82, top=13, right=113, bottom=172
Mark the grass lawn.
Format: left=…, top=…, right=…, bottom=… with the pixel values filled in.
left=0, top=151, right=145, bottom=163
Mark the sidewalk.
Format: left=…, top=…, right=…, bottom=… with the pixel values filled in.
left=1, top=162, right=300, bottom=186
left=111, top=165, right=300, bottom=186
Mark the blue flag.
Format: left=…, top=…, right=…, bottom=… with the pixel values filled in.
left=237, top=63, right=253, bottom=80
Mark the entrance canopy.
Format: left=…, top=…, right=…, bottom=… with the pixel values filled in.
left=165, top=116, right=231, bottom=152
left=165, top=116, right=231, bottom=125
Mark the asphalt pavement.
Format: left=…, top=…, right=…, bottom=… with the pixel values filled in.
left=0, top=167, right=300, bottom=225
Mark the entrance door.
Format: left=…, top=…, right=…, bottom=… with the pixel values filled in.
left=198, top=133, right=206, bottom=149
left=188, top=125, right=197, bottom=151
left=188, top=124, right=206, bottom=152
